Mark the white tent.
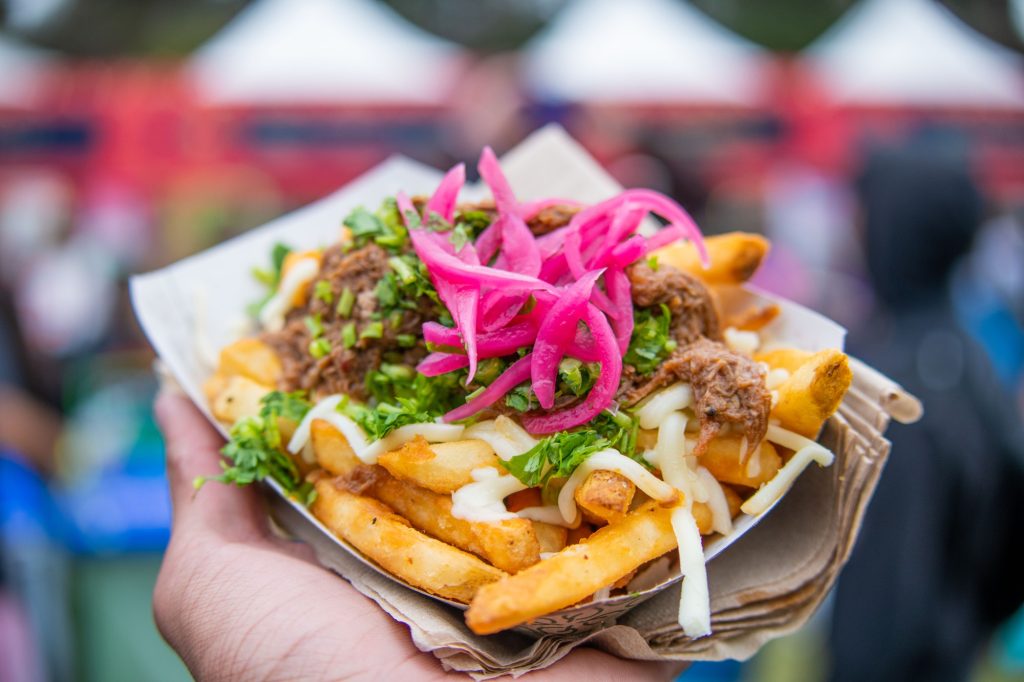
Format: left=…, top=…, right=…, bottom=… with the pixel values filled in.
left=188, top=0, right=464, bottom=105
left=807, top=0, right=1024, bottom=109
left=0, top=33, right=54, bottom=108
left=522, top=0, right=768, bottom=106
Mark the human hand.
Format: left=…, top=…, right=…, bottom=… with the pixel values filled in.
left=153, top=390, right=684, bottom=681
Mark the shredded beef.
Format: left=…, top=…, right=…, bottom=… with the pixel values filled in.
left=627, top=261, right=720, bottom=346
left=625, top=338, right=770, bottom=456
left=528, top=205, right=579, bottom=235
left=260, top=243, right=430, bottom=401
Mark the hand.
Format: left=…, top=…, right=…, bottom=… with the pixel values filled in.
left=153, top=390, right=683, bottom=680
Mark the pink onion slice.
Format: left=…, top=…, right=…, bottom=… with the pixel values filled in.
left=478, top=147, right=541, bottom=276
left=423, top=320, right=536, bottom=358
left=418, top=352, right=470, bottom=376
left=410, top=228, right=552, bottom=291
left=443, top=353, right=533, bottom=423
left=522, top=305, right=622, bottom=434
left=531, top=270, right=603, bottom=409
left=424, top=163, right=465, bottom=223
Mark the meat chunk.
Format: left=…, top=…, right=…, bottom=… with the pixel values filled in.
left=625, top=338, right=770, bottom=456
left=261, top=243, right=428, bottom=401
left=528, top=204, right=579, bottom=236
left=627, top=261, right=720, bottom=346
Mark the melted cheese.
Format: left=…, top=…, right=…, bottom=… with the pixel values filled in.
left=450, top=467, right=527, bottom=522
left=636, top=383, right=693, bottom=430
left=258, top=256, right=320, bottom=332
left=463, top=416, right=538, bottom=460
left=556, top=449, right=677, bottom=525
left=741, top=425, right=835, bottom=516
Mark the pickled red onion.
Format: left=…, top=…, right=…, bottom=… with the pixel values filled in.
left=444, top=353, right=533, bottom=423
left=424, top=163, right=465, bottom=223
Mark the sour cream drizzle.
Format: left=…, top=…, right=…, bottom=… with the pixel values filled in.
left=450, top=467, right=527, bottom=522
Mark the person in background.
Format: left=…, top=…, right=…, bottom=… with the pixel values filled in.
left=828, top=133, right=1024, bottom=682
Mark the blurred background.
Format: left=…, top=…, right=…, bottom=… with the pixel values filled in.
left=1, top=0, right=1023, bottom=680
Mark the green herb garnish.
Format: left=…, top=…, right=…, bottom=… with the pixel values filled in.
left=625, top=303, right=677, bottom=375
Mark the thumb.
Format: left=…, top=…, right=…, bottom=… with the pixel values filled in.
left=154, top=389, right=267, bottom=541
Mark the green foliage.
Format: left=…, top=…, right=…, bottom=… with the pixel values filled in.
left=343, top=198, right=409, bottom=253
left=339, top=364, right=466, bottom=440
left=625, top=303, right=677, bottom=375
left=247, top=242, right=293, bottom=317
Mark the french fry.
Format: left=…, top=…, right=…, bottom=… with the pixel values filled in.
left=653, top=232, right=769, bottom=285
left=771, top=349, right=852, bottom=438
left=466, top=503, right=676, bottom=634
left=722, top=485, right=744, bottom=519
left=726, top=302, right=780, bottom=332
left=575, top=471, right=636, bottom=525
left=754, top=348, right=814, bottom=374
left=505, top=488, right=542, bottom=513
left=377, top=438, right=500, bottom=494
left=367, top=473, right=541, bottom=574
left=311, top=420, right=540, bottom=573
left=311, top=419, right=362, bottom=476
left=210, top=375, right=271, bottom=424
left=698, top=436, right=781, bottom=489
left=566, top=522, right=595, bottom=546
left=531, top=522, right=568, bottom=554
left=216, top=338, right=283, bottom=386
left=691, top=501, right=714, bottom=535
left=312, top=479, right=505, bottom=603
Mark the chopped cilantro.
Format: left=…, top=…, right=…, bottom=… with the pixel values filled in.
left=313, top=280, right=334, bottom=304
left=448, top=224, right=472, bottom=253
left=336, top=287, right=355, bottom=318
left=625, top=303, right=677, bottom=375
left=341, top=322, right=357, bottom=349
left=343, top=199, right=408, bottom=253
left=396, top=334, right=417, bottom=348
left=304, top=313, right=324, bottom=338
left=196, top=391, right=316, bottom=505
left=453, top=209, right=493, bottom=239
left=505, top=383, right=538, bottom=412
left=309, top=338, right=331, bottom=359
left=340, top=366, right=465, bottom=440
left=558, top=357, right=600, bottom=396
left=360, top=321, right=384, bottom=339
left=500, top=409, right=645, bottom=499
left=247, top=242, right=293, bottom=317
left=646, top=255, right=659, bottom=271
left=376, top=253, right=443, bottom=320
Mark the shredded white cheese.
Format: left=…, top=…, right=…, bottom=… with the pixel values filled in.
left=556, top=449, right=677, bottom=525
left=741, top=425, right=835, bottom=516
left=636, top=383, right=693, bottom=430
left=672, top=505, right=711, bottom=638
left=450, top=467, right=527, bottom=522
left=723, top=327, right=760, bottom=356
left=696, top=466, right=732, bottom=535
left=258, top=256, right=320, bottom=332
left=516, top=505, right=580, bottom=528
left=765, top=368, right=790, bottom=390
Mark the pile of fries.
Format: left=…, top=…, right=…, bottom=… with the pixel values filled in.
left=203, top=229, right=853, bottom=636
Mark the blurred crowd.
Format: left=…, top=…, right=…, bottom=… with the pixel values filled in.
left=1, top=0, right=1024, bottom=680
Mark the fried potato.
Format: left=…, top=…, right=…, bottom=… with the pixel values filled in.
left=653, top=232, right=769, bottom=285
left=311, top=419, right=362, bottom=476
left=722, top=485, right=744, bottom=519
left=575, top=471, right=636, bottom=525
left=726, top=302, right=780, bottom=332
left=210, top=375, right=271, bottom=424
left=280, top=249, right=323, bottom=307
left=377, top=438, right=500, bottom=494
left=532, top=522, right=568, bottom=555
left=566, top=522, right=595, bottom=546
left=771, top=349, right=852, bottom=438
left=698, top=436, right=781, bottom=489
left=691, top=501, right=714, bottom=536
left=466, top=503, right=677, bottom=634
left=312, top=479, right=505, bottom=603
left=754, top=348, right=814, bottom=374
left=368, top=473, right=540, bottom=574
left=505, top=488, right=542, bottom=513
left=216, top=338, right=283, bottom=386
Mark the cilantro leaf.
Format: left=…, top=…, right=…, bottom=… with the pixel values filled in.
left=343, top=199, right=409, bottom=253
left=197, top=391, right=315, bottom=505
left=340, top=365, right=467, bottom=440
left=624, top=303, right=677, bottom=375
left=247, top=242, right=293, bottom=317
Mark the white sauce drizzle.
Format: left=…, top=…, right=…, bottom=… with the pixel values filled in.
left=740, top=425, right=835, bottom=516
left=359, top=423, right=465, bottom=464
left=450, top=467, right=527, bottom=522
left=258, top=257, right=320, bottom=332
left=463, top=416, right=538, bottom=461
